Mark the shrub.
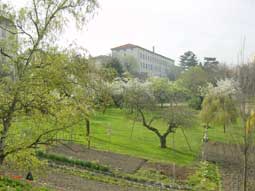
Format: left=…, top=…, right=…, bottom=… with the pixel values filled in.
left=0, top=176, right=51, bottom=191
left=37, top=151, right=110, bottom=172
left=188, top=96, right=203, bottom=110
left=188, top=161, right=221, bottom=191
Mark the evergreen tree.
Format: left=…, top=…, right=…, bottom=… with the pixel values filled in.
left=179, top=51, right=198, bottom=70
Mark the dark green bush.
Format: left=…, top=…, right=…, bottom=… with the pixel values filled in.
left=188, top=96, right=203, bottom=110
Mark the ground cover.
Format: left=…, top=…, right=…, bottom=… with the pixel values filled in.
left=66, top=108, right=243, bottom=165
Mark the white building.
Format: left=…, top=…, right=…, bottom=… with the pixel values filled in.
left=111, top=44, right=175, bottom=77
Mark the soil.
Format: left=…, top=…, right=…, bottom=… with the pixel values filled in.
left=142, top=162, right=194, bottom=180
left=203, top=141, right=255, bottom=191
left=39, top=168, right=146, bottom=191
left=49, top=143, right=147, bottom=173
left=1, top=167, right=148, bottom=191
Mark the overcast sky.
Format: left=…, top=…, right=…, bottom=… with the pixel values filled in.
left=11, top=0, right=255, bottom=65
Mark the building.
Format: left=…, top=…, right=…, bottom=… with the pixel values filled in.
left=111, top=44, right=175, bottom=77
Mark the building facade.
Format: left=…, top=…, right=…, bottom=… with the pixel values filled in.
left=111, top=44, right=175, bottom=77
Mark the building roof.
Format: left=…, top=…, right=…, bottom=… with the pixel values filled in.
left=111, top=43, right=174, bottom=62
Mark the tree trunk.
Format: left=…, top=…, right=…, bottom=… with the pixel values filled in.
left=223, top=123, right=226, bottom=133
left=0, top=155, right=4, bottom=165
left=85, top=119, right=91, bottom=149
left=160, top=136, right=167, bottom=148
left=243, top=149, right=248, bottom=191
left=0, top=120, right=10, bottom=165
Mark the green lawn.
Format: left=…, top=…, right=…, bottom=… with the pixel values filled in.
left=68, top=108, right=244, bottom=166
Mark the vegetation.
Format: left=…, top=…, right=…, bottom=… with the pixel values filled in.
left=0, top=176, right=51, bottom=191
left=1, top=1, right=255, bottom=191
left=179, top=51, right=199, bottom=70
left=37, top=151, right=110, bottom=172
left=188, top=161, right=221, bottom=191
left=0, top=0, right=98, bottom=165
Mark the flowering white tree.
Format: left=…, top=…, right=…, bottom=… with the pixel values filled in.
left=200, top=78, right=239, bottom=133
left=123, top=79, right=194, bottom=148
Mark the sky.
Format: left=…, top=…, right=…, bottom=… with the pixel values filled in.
left=8, top=0, right=255, bottom=65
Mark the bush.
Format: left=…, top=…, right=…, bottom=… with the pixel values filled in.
left=37, top=151, right=110, bottom=172
left=0, top=176, right=50, bottom=191
left=188, top=161, right=221, bottom=191
left=188, top=96, right=203, bottom=110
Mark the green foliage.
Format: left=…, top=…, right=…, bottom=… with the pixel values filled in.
left=188, top=161, right=221, bottom=191
left=119, top=55, right=139, bottom=76
left=37, top=151, right=110, bottom=172
left=179, top=51, right=199, bottom=70
left=149, top=77, right=170, bottom=107
left=178, top=66, right=209, bottom=97
left=188, top=96, right=203, bottom=110
left=0, top=0, right=99, bottom=165
left=200, top=80, right=238, bottom=132
left=104, top=57, right=124, bottom=77
left=5, top=150, right=47, bottom=172
left=0, top=176, right=51, bottom=191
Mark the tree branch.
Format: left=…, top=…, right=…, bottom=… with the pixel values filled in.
left=138, top=108, right=162, bottom=138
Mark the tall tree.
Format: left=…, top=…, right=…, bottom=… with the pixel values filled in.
left=200, top=79, right=239, bottom=133
left=179, top=51, right=198, bottom=70
left=0, top=0, right=98, bottom=164
left=235, top=62, right=255, bottom=191
left=202, top=57, right=222, bottom=84
left=104, top=57, right=124, bottom=77
left=123, top=79, right=194, bottom=148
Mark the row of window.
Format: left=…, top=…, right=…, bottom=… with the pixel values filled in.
left=139, top=51, right=170, bottom=66
left=141, top=62, right=167, bottom=72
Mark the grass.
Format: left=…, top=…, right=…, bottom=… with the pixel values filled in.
left=0, top=176, right=51, bottom=191
left=63, top=108, right=243, bottom=165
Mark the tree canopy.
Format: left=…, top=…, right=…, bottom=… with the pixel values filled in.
left=179, top=51, right=199, bottom=70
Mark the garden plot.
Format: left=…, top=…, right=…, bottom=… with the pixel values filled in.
left=49, top=143, right=147, bottom=173
left=203, top=141, right=255, bottom=191
left=142, top=162, right=194, bottom=180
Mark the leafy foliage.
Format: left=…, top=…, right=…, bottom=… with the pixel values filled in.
left=179, top=51, right=199, bottom=70
left=200, top=79, right=239, bottom=132
left=37, top=151, right=110, bottom=172
left=0, top=176, right=51, bottom=191
left=0, top=0, right=98, bottom=165
left=188, top=161, right=221, bottom=191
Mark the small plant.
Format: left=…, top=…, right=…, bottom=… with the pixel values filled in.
left=0, top=176, right=51, bottom=191
left=37, top=151, right=110, bottom=172
left=188, top=161, right=221, bottom=191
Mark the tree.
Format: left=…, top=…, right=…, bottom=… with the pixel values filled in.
left=235, top=62, right=255, bottom=191
left=179, top=51, right=198, bottom=70
left=0, top=0, right=98, bottom=164
left=178, top=66, right=208, bottom=97
left=166, top=64, right=182, bottom=81
left=104, top=57, right=124, bottom=77
left=202, top=57, right=223, bottom=85
left=123, top=79, right=194, bottom=148
left=149, top=77, right=170, bottom=108
left=120, top=55, right=139, bottom=76
left=178, top=66, right=209, bottom=109
left=200, top=79, right=239, bottom=133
